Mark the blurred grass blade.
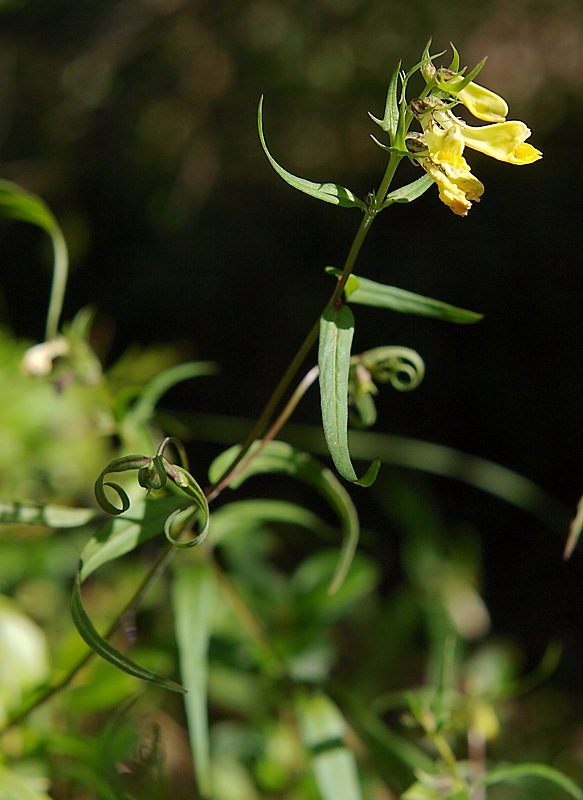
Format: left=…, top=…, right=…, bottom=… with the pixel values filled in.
left=296, top=691, right=363, bottom=800
left=0, top=502, right=99, bottom=528
left=319, top=302, right=380, bottom=487
left=564, top=491, right=583, bottom=559
left=0, top=179, right=68, bottom=341
left=121, top=361, right=219, bottom=453
left=258, top=97, right=366, bottom=210
left=479, top=762, right=583, bottom=799
left=208, top=440, right=359, bottom=593
left=172, top=560, right=217, bottom=798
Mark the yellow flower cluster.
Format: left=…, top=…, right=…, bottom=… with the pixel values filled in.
left=412, top=80, right=542, bottom=216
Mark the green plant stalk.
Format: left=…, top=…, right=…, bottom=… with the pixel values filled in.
left=207, top=150, right=404, bottom=499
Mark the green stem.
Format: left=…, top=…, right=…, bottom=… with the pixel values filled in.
left=208, top=152, right=403, bottom=498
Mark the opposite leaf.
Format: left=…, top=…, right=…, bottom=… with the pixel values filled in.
left=258, top=97, right=366, bottom=210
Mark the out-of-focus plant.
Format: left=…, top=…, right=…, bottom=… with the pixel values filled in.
left=0, top=41, right=580, bottom=800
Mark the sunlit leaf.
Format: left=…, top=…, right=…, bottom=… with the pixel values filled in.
left=296, top=691, right=363, bottom=800
left=318, top=302, right=380, bottom=487
left=368, top=61, right=401, bottom=141
left=479, top=762, right=583, bottom=799
left=326, top=268, right=481, bottom=323
left=384, top=174, right=435, bottom=205
left=172, top=560, right=217, bottom=798
left=208, top=440, right=359, bottom=593
left=258, top=97, right=366, bottom=210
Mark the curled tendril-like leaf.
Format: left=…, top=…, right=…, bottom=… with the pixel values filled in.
left=138, top=454, right=169, bottom=491
left=359, top=346, right=425, bottom=392
left=94, top=437, right=209, bottom=548
left=95, top=454, right=153, bottom=515
left=163, top=463, right=210, bottom=547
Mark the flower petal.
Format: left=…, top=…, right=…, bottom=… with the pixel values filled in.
left=460, top=120, right=542, bottom=164
left=457, top=82, right=508, bottom=123
left=420, top=158, right=484, bottom=217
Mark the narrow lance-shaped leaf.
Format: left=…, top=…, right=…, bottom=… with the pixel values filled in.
left=208, top=440, right=360, bottom=593
left=71, top=498, right=190, bottom=693
left=384, top=174, right=435, bottom=205
left=318, top=302, right=380, bottom=487
left=368, top=61, right=401, bottom=141
left=326, top=268, right=482, bottom=323
left=172, top=561, right=217, bottom=798
left=258, top=97, right=366, bottom=210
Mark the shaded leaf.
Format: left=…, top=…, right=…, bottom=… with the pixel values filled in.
left=258, top=97, right=366, bottom=210
left=208, top=440, right=359, bottom=593
left=72, top=498, right=188, bottom=692
left=121, top=360, right=218, bottom=454
left=71, top=569, right=185, bottom=693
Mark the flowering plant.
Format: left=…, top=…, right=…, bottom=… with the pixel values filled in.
left=2, top=41, right=579, bottom=800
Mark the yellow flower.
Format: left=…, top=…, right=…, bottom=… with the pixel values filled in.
left=457, top=119, right=542, bottom=165
left=418, top=156, right=484, bottom=217
left=435, top=72, right=509, bottom=122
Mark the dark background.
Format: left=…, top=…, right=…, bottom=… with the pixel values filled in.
left=1, top=0, right=582, bottom=681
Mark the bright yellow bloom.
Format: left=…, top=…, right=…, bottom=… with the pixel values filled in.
left=413, top=99, right=542, bottom=166
left=457, top=119, right=542, bottom=164
left=418, top=156, right=484, bottom=217
left=435, top=72, right=509, bottom=122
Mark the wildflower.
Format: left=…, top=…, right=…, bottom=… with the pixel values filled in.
left=435, top=71, right=509, bottom=122
left=418, top=156, right=484, bottom=217
left=410, top=87, right=541, bottom=215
